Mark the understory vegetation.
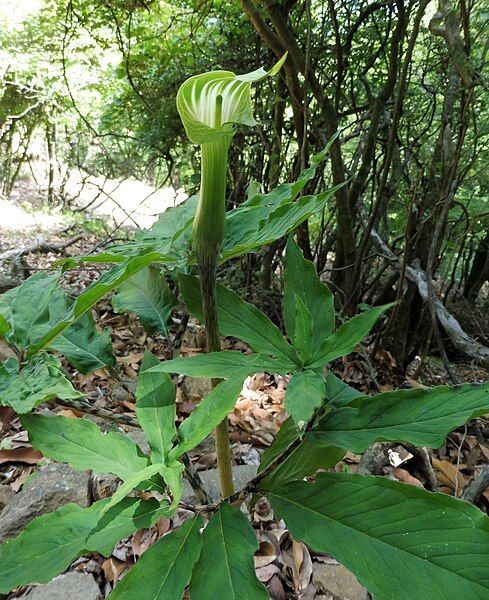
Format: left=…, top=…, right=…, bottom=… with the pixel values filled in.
left=0, top=0, right=488, bottom=599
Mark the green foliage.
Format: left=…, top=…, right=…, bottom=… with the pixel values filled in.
left=169, top=370, right=250, bottom=459
left=48, top=291, right=115, bottom=374
left=284, top=236, right=334, bottom=353
left=135, top=351, right=177, bottom=463
left=308, top=303, right=394, bottom=368
left=267, top=472, right=489, bottom=600
left=189, top=503, right=268, bottom=599
left=0, top=497, right=169, bottom=594
left=0, top=273, right=58, bottom=349
left=285, top=369, right=325, bottom=426
left=20, top=413, right=149, bottom=479
left=147, top=350, right=290, bottom=378
left=258, top=415, right=344, bottom=489
left=0, top=118, right=487, bottom=600
left=29, top=251, right=164, bottom=356
left=108, top=516, right=203, bottom=600
left=308, top=383, right=489, bottom=451
left=0, top=273, right=115, bottom=374
left=178, top=273, right=299, bottom=366
left=0, top=354, right=82, bottom=413
left=112, top=267, right=177, bottom=336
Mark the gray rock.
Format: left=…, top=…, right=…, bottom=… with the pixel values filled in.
left=183, top=464, right=257, bottom=502
left=0, top=485, right=14, bottom=511
left=312, top=563, right=369, bottom=600
left=0, top=462, right=90, bottom=541
left=18, top=571, right=102, bottom=600
left=126, top=429, right=150, bottom=455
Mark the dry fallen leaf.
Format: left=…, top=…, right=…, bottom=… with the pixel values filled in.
left=388, top=447, right=413, bottom=468
left=256, top=563, right=281, bottom=583
left=0, top=406, right=16, bottom=431
left=394, top=468, right=424, bottom=488
left=102, top=557, right=125, bottom=582
left=432, top=458, right=466, bottom=496
left=11, top=466, right=35, bottom=492
left=268, top=573, right=286, bottom=600
left=0, top=447, right=43, bottom=465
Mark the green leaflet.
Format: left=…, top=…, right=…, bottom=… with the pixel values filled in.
left=28, top=251, right=163, bottom=356
left=284, top=237, right=334, bottom=353
left=308, top=382, right=489, bottom=452
left=112, top=266, right=177, bottom=335
left=258, top=415, right=343, bottom=489
left=190, top=503, right=268, bottom=600
left=267, top=472, right=489, bottom=600
left=0, top=354, right=82, bottom=414
left=222, top=188, right=340, bottom=261
left=48, top=319, right=115, bottom=374
left=21, top=413, right=149, bottom=479
left=147, top=350, right=291, bottom=378
left=0, top=314, right=9, bottom=336
left=0, top=497, right=169, bottom=594
left=285, top=370, right=325, bottom=426
left=108, top=516, right=203, bottom=600
left=138, top=195, right=198, bottom=242
left=136, top=351, right=177, bottom=463
left=99, top=463, right=166, bottom=516
left=324, top=371, right=363, bottom=408
left=170, top=370, right=249, bottom=459
left=48, top=289, right=115, bottom=374
left=291, top=295, right=313, bottom=363
left=178, top=273, right=298, bottom=366
left=308, top=303, right=393, bottom=368
left=0, top=272, right=59, bottom=349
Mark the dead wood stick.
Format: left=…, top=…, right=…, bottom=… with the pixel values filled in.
left=358, top=203, right=489, bottom=368
left=462, top=465, right=489, bottom=504
left=0, top=233, right=83, bottom=262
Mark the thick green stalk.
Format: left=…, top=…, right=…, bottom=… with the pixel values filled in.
left=194, top=136, right=235, bottom=498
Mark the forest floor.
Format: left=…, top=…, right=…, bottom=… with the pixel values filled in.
left=0, top=188, right=488, bottom=599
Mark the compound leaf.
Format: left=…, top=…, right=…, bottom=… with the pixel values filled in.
left=178, top=274, right=298, bottom=366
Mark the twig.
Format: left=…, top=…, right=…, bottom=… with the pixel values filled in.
left=0, top=233, right=83, bottom=262
left=462, top=464, right=489, bottom=504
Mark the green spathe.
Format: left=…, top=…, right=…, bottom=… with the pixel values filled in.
left=176, top=55, right=287, bottom=145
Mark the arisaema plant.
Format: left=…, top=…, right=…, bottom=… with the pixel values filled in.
left=176, top=55, right=287, bottom=496
left=0, top=58, right=488, bottom=600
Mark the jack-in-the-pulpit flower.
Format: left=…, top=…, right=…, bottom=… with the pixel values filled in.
left=176, top=56, right=287, bottom=257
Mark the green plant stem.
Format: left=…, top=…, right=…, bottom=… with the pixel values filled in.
left=194, top=136, right=235, bottom=499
